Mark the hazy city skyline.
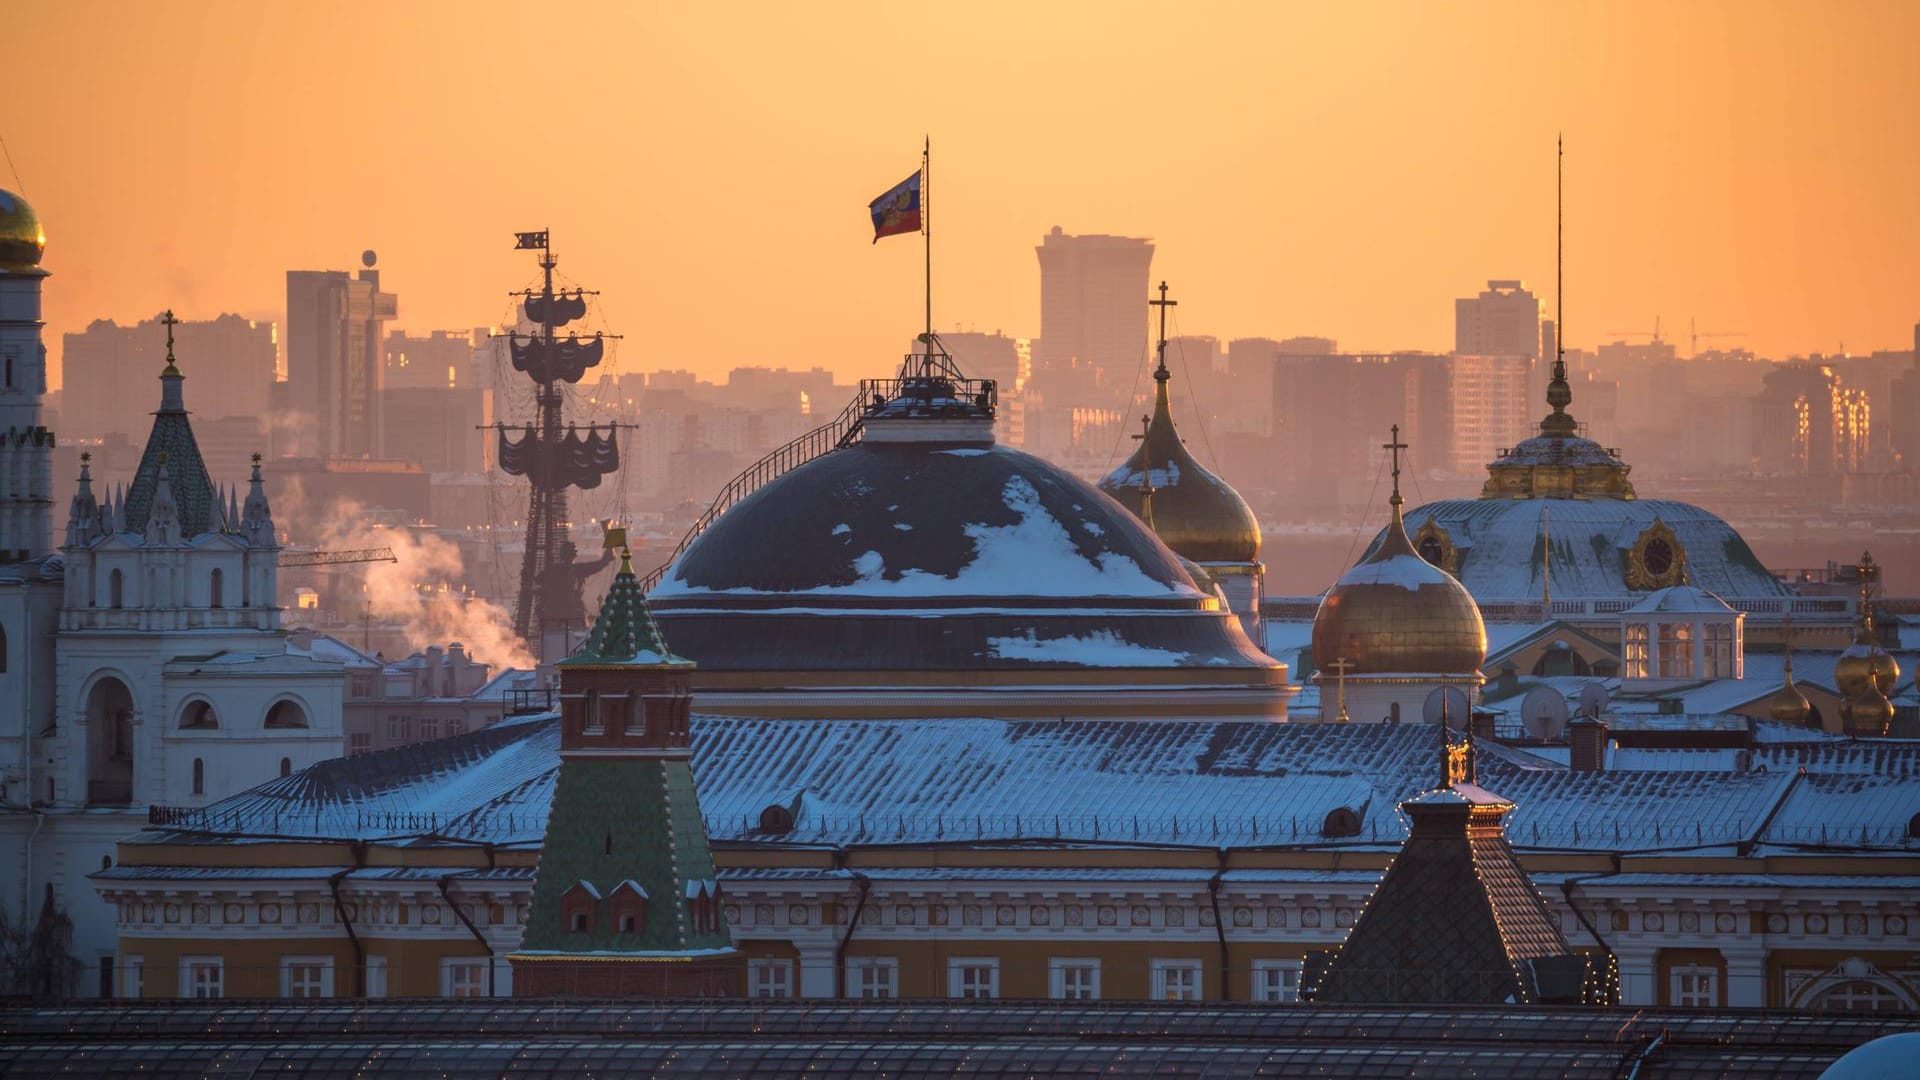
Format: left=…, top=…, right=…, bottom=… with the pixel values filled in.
left=10, top=2, right=1920, bottom=392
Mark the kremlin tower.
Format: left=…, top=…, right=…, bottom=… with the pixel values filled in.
left=0, top=188, right=54, bottom=561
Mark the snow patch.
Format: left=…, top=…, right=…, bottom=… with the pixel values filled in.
left=1341, top=553, right=1451, bottom=592
left=937, top=448, right=989, bottom=457
left=893, top=523, right=913, bottom=531
left=831, top=523, right=851, bottom=536
left=987, top=629, right=1189, bottom=667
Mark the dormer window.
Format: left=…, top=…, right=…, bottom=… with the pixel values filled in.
left=610, top=880, right=648, bottom=937
left=562, top=881, right=601, bottom=935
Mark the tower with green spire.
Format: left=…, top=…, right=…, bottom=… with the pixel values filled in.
left=509, top=533, right=742, bottom=996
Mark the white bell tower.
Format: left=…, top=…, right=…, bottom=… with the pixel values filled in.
left=0, top=188, right=53, bottom=562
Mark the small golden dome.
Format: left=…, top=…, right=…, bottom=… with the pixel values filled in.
left=1837, top=552, right=1899, bottom=698
left=0, top=189, right=45, bottom=272
left=1313, top=432, right=1486, bottom=677
left=1767, top=681, right=1812, bottom=727
left=1099, top=288, right=1260, bottom=565
left=1845, top=690, right=1894, bottom=737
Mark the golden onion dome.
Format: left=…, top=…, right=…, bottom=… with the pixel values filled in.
left=1846, top=689, right=1895, bottom=737
left=1312, top=449, right=1487, bottom=677
left=0, top=189, right=45, bottom=272
left=1099, top=351, right=1261, bottom=565
left=1767, top=681, right=1812, bottom=727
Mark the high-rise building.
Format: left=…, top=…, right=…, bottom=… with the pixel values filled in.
left=935, top=331, right=1026, bottom=394
left=1753, top=362, right=1870, bottom=475
left=385, top=328, right=477, bottom=390
left=63, top=313, right=275, bottom=445
left=1454, top=280, right=1543, bottom=359
left=1032, top=228, right=1154, bottom=381
left=1271, top=352, right=1437, bottom=510
left=285, top=258, right=397, bottom=459
left=1443, top=354, right=1533, bottom=474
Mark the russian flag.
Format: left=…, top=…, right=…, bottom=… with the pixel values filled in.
left=868, top=169, right=922, bottom=243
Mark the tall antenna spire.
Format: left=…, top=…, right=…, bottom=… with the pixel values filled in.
left=1541, top=135, right=1576, bottom=438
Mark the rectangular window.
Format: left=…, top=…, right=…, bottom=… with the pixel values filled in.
left=947, top=958, right=999, bottom=1000
left=420, top=715, right=440, bottom=741
left=351, top=675, right=373, bottom=697
left=748, top=958, right=793, bottom=999
left=1048, top=958, right=1100, bottom=1001
left=1656, top=622, right=1694, bottom=679
left=848, top=957, right=898, bottom=999
left=180, top=957, right=223, bottom=999
left=122, top=955, right=144, bottom=999
left=1704, top=623, right=1738, bottom=679
left=281, top=957, right=334, bottom=999
left=442, top=958, right=489, bottom=998
left=366, top=956, right=389, bottom=999
left=348, top=733, right=373, bottom=757
left=1624, top=623, right=1650, bottom=679
left=447, top=718, right=466, bottom=737
left=1151, top=959, right=1203, bottom=1001
left=1252, top=960, right=1302, bottom=1003
left=1671, top=965, right=1718, bottom=1007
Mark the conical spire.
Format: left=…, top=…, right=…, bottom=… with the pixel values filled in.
left=241, top=453, right=276, bottom=547
left=561, top=530, right=689, bottom=668
left=66, top=452, right=101, bottom=548
left=144, top=456, right=180, bottom=546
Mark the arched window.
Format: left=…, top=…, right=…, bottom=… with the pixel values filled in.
left=582, top=690, right=603, bottom=733
left=0, top=622, right=7, bottom=672
left=191, top=758, right=205, bottom=795
left=1322, top=807, right=1363, bottom=839
left=109, top=568, right=124, bottom=609
left=180, top=701, right=218, bottom=730
left=101, top=855, right=112, bottom=871
left=209, top=569, right=223, bottom=609
left=264, top=701, right=309, bottom=729
left=3, top=354, right=12, bottom=388
left=604, top=831, right=614, bottom=855
left=759, top=805, right=796, bottom=835
left=279, top=757, right=292, bottom=778
left=629, top=695, right=646, bottom=737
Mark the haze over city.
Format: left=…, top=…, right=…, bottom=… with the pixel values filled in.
left=5, top=5, right=1920, bottom=1072
left=11, top=0, right=1920, bottom=387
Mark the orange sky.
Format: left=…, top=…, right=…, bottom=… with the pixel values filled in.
left=10, top=2, right=1920, bottom=391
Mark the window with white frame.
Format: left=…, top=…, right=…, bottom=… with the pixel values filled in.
left=847, top=957, right=898, bottom=999
left=1252, top=959, right=1302, bottom=1003
left=442, top=958, right=489, bottom=998
left=1704, top=622, right=1739, bottom=679
left=282, top=956, right=333, bottom=999
left=947, top=958, right=999, bottom=999
left=1048, top=958, right=1100, bottom=1000
left=122, top=955, right=143, bottom=999
left=365, top=956, right=388, bottom=998
left=348, top=733, right=373, bottom=756
left=748, top=958, right=793, bottom=999
left=1623, top=623, right=1651, bottom=679
left=180, top=957, right=223, bottom=999
left=1671, top=964, right=1718, bottom=1007
left=1151, top=959, right=1204, bottom=1001
left=1656, top=622, right=1694, bottom=679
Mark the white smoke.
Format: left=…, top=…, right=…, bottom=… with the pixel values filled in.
left=317, top=503, right=536, bottom=672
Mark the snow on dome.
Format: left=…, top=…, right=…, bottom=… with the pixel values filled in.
left=1313, top=493, right=1486, bottom=678
left=646, top=438, right=1279, bottom=678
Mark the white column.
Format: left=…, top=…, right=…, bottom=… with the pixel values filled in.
left=797, top=942, right=839, bottom=998
left=1614, top=944, right=1658, bottom=1006
left=1723, top=945, right=1768, bottom=1008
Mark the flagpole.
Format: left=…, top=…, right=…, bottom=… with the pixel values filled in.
left=923, top=135, right=932, bottom=371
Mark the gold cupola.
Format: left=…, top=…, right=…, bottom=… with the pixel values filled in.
left=1837, top=552, right=1898, bottom=735
left=1766, top=616, right=1813, bottom=727
left=1313, top=427, right=1487, bottom=676
left=0, top=189, right=46, bottom=272
left=1099, top=282, right=1261, bottom=565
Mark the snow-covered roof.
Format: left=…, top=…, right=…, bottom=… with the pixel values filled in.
left=133, top=713, right=1920, bottom=855
left=1625, top=584, right=1739, bottom=616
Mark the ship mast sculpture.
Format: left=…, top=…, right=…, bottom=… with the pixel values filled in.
left=495, top=230, right=621, bottom=658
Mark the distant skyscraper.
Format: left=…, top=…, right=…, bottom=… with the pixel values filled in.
left=385, top=328, right=476, bottom=390
left=285, top=259, right=397, bottom=459
left=1443, top=353, right=1533, bottom=473
left=64, top=312, right=275, bottom=445
left=1032, top=228, right=1154, bottom=379
left=935, top=331, right=1027, bottom=394
left=1454, top=280, right=1543, bottom=359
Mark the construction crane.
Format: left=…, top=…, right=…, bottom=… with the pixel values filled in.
left=277, top=548, right=398, bottom=569
left=1689, top=317, right=1747, bottom=357
left=1604, top=316, right=1662, bottom=344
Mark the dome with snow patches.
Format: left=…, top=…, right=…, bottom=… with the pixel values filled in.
left=1387, top=356, right=1789, bottom=607
left=647, top=359, right=1289, bottom=720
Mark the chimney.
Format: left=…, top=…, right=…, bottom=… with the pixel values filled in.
left=1470, top=708, right=1497, bottom=742
left=1569, top=715, right=1608, bottom=772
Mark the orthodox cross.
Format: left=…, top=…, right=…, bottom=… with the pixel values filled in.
left=161, top=309, right=179, bottom=370
left=1381, top=424, right=1407, bottom=508
left=1324, top=657, right=1355, bottom=724
left=1132, top=414, right=1156, bottom=529
left=1149, top=280, right=1176, bottom=377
